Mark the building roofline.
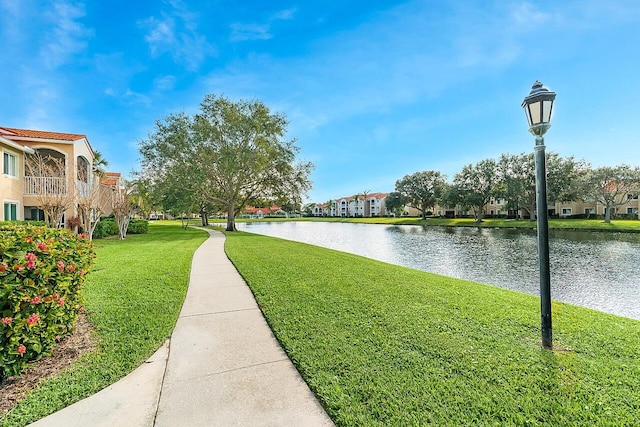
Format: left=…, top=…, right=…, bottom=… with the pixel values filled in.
left=0, top=135, right=35, bottom=154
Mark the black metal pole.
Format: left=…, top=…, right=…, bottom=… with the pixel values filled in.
left=534, top=136, right=552, bottom=349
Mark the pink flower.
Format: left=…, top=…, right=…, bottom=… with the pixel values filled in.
left=67, top=264, right=76, bottom=273
left=52, top=293, right=60, bottom=301
left=1, top=317, right=12, bottom=325
left=27, top=260, right=36, bottom=269
left=57, top=260, right=65, bottom=272
left=79, top=233, right=87, bottom=239
left=30, top=296, right=42, bottom=304
left=37, top=242, right=47, bottom=251
left=79, top=269, right=86, bottom=277
left=0, top=262, right=7, bottom=272
left=25, top=252, right=37, bottom=262
left=27, top=313, right=39, bottom=326
left=13, top=263, right=23, bottom=271
left=25, top=237, right=33, bottom=243
left=17, top=344, right=26, bottom=356
left=57, top=298, right=65, bottom=307
left=78, top=305, right=85, bottom=313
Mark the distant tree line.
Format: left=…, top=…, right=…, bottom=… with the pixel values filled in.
left=387, top=153, right=640, bottom=224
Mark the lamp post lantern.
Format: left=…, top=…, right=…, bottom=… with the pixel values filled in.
left=522, top=80, right=556, bottom=349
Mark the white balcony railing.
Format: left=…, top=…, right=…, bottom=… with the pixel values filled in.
left=24, top=176, right=68, bottom=196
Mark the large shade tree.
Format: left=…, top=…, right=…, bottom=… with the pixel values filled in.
left=453, top=159, right=501, bottom=223
left=139, top=95, right=313, bottom=231
left=499, top=152, right=589, bottom=220
left=395, top=171, right=447, bottom=220
left=384, top=191, right=408, bottom=217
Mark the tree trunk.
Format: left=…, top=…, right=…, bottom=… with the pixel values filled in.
left=604, top=204, right=612, bottom=223
left=475, top=207, right=483, bottom=223
left=226, top=204, right=237, bottom=231
left=529, top=201, right=537, bottom=221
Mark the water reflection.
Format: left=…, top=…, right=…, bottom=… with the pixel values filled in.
left=236, top=222, right=640, bottom=320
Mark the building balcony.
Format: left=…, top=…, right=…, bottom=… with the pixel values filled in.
left=24, top=176, right=67, bottom=195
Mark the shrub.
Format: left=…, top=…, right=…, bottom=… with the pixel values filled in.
left=92, top=218, right=147, bottom=239
left=0, top=224, right=95, bottom=380
left=92, top=219, right=118, bottom=239
left=127, top=219, right=149, bottom=235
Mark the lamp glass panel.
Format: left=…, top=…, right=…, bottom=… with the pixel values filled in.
left=542, top=100, right=553, bottom=123
left=528, top=101, right=541, bottom=125
left=524, top=107, right=533, bottom=127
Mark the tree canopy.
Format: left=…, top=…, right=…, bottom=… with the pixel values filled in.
left=138, top=94, right=313, bottom=231
left=583, top=165, right=640, bottom=223
left=453, top=159, right=501, bottom=223
left=395, top=171, right=447, bottom=219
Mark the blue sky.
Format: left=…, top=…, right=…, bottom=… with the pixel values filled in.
left=1, top=1, right=639, bottom=203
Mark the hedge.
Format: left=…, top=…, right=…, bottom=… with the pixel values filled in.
left=92, top=218, right=148, bottom=239
left=0, top=224, right=95, bottom=380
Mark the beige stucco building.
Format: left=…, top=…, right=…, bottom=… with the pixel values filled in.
left=1, top=126, right=111, bottom=224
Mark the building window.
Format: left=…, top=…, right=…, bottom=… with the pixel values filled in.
left=3, top=152, right=17, bottom=177
left=627, top=207, right=638, bottom=214
left=628, top=194, right=639, bottom=200
left=562, top=208, right=572, bottom=215
left=584, top=208, right=594, bottom=214
left=3, top=202, right=18, bottom=220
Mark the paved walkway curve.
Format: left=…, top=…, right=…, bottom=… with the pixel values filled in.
left=30, top=229, right=334, bottom=427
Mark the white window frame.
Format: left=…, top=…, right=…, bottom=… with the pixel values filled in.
left=562, top=208, right=572, bottom=215
left=2, top=150, right=18, bottom=178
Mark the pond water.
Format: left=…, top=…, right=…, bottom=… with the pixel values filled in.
left=235, top=222, right=640, bottom=321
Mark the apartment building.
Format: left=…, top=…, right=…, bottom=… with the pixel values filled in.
left=313, top=193, right=390, bottom=217
left=0, top=126, right=109, bottom=224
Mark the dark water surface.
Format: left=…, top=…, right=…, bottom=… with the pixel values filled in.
left=236, top=222, right=640, bottom=320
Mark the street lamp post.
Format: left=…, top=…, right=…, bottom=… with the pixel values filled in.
left=522, top=81, right=556, bottom=349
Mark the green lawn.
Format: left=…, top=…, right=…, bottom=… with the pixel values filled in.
left=224, top=231, right=640, bottom=426
left=1, top=223, right=208, bottom=427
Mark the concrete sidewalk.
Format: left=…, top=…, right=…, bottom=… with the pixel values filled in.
left=30, top=229, right=333, bottom=427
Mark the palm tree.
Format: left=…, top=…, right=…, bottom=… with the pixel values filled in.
left=325, top=199, right=335, bottom=217
left=92, top=150, right=109, bottom=178
left=362, top=190, right=371, bottom=217
left=351, top=193, right=361, bottom=217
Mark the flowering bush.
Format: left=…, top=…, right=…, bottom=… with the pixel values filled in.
left=0, top=224, right=95, bottom=380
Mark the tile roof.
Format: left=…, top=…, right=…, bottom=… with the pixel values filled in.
left=100, top=172, right=121, bottom=187
left=0, top=126, right=87, bottom=142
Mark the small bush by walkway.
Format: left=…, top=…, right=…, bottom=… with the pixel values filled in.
left=224, top=231, right=640, bottom=426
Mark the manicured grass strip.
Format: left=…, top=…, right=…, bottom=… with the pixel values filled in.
left=224, top=231, right=640, bottom=426
left=2, top=223, right=208, bottom=427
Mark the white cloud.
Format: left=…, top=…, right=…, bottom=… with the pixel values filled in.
left=154, top=75, right=176, bottom=91
left=141, top=16, right=176, bottom=54
left=124, top=89, right=151, bottom=106
left=39, top=1, right=94, bottom=69
left=138, top=2, right=216, bottom=71
left=229, top=23, right=272, bottom=41
left=271, top=8, right=296, bottom=21
left=230, top=7, right=296, bottom=42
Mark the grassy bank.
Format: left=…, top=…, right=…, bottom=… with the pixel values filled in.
left=224, top=231, right=640, bottom=426
left=2, top=223, right=207, bottom=426
left=211, top=216, right=640, bottom=232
